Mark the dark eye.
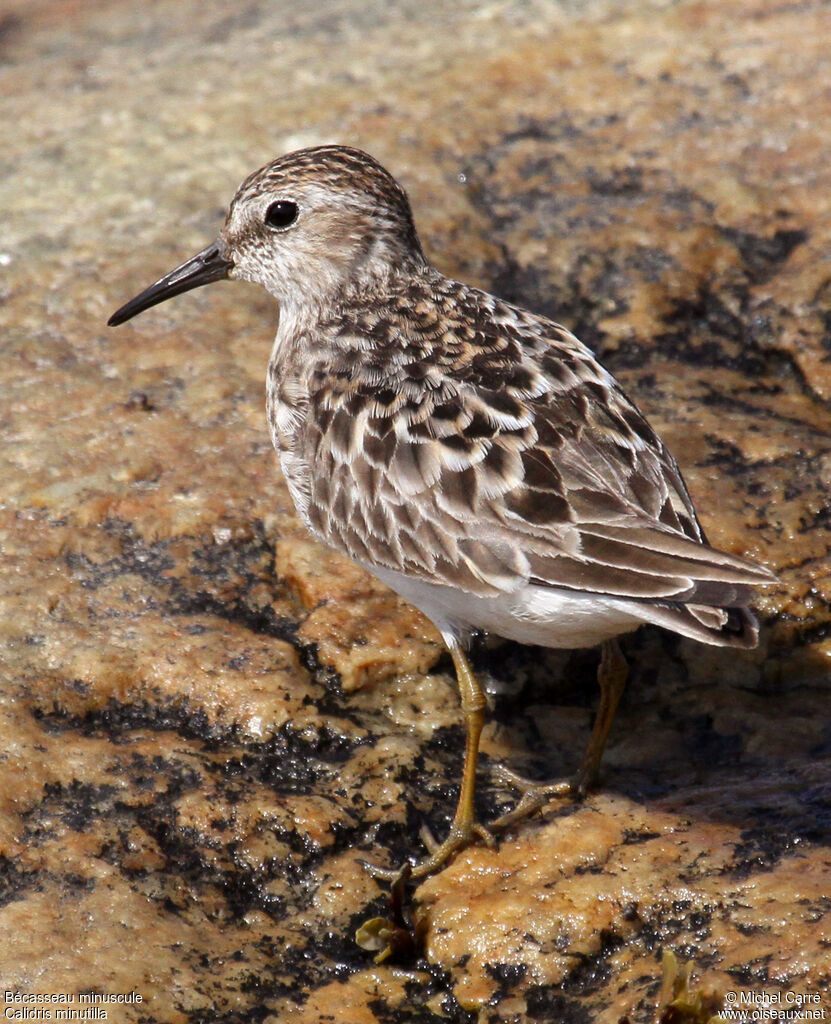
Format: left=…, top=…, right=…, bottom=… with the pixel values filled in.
left=264, top=200, right=298, bottom=229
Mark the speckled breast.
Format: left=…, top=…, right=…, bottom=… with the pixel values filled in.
left=265, top=350, right=315, bottom=527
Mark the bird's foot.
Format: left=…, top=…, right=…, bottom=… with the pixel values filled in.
left=488, top=761, right=593, bottom=831
left=362, top=819, right=495, bottom=883
left=487, top=639, right=625, bottom=832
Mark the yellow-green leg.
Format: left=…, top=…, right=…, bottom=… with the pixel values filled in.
left=366, top=635, right=493, bottom=881
left=490, top=638, right=628, bottom=830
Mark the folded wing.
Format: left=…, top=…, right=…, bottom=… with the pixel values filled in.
left=303, top=288, right=775, bottom=629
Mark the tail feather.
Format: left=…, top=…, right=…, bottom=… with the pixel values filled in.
left=640, top=601, right=760, bottom=648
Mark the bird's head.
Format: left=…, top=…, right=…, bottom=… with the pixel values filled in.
left=108, top=145, right=425, bottom=327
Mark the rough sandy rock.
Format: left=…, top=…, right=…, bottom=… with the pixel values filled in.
left=1, top=1, right=829, bottom=1022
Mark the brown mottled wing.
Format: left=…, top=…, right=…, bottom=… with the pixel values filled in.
left=302, top=279, right=772, bottom=605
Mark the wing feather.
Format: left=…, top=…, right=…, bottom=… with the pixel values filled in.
left=300, top=280, right=775, bottom=614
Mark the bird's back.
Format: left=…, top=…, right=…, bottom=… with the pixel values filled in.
left=268, top=266, right=773, bottom=648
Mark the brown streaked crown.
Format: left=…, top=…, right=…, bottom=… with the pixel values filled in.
left=230, top=145, right=424, bottom=256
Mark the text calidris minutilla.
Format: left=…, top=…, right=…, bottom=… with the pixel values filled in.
left=109, top=146, right=775, bottom=879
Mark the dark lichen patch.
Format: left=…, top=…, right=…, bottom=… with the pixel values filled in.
left=635, top=902, right=719, bottom=957
left=226, top=939, right=364, bottom=1011
left=214, top=722, right=367, bottom=791
left=217, top=867, right=288, bottom=922
left=485, top=960, right=527, bottom=993
left=650, top=904, right=715, bottom=955
left=353, top=812, right=434, bottom=878
left=724, top=955, right=773, bottom=987
left=717, top=227, right=808, bottom=284
left=309, top=921, right=386, bottom=981
left=13, top=708, right=382, bottom=931
left=403, top=968, right=479, bottom=1024
left=183, top=1007, right=272, bottom=1024
left=123, top=803, right=294, bottom=923
left=170, top=587, right=300, bottom=646
left=0, top=854, right=43, bottom=909
left=65, top=523, right=176, bottom=591
left=557, top=927, right=629, bottom=997
left=525, top=985, right=593, bottom=1024
left=34, top=696, right=222, bottom=744
left=365, top=997, right=448, bottom=1024
left=727, top=828, right=812, bottom=881
left=112, top=756, right=371, bottom=916
left=32, top=680, right=366, bottom=779
left=20, top=779, right=118, bottom=835
left=623, top=830, right=662, bottom=845
left=654, top=290, right=751, bottom=361
left=63, top=517, right=304, bottom=654
left=586, top=165, right=645, bottom=198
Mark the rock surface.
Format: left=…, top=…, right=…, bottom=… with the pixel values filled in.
left=1, top=1, right=829, bottom=1022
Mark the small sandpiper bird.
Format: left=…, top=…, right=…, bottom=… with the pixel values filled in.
left=109, top=145, right=775, bottom=879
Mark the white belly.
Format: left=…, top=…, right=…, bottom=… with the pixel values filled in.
left=368, top=565, right=644, bottom=649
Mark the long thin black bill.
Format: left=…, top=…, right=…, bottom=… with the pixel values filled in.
left=107, top=242, right=233, bottom=327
